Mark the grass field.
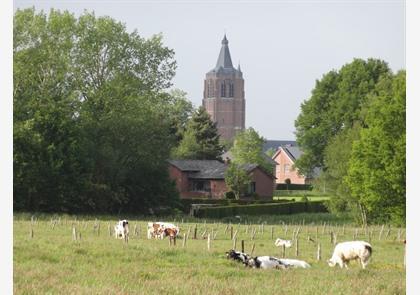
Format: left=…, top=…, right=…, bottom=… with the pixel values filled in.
left=14, top=213, right=405, bottom=294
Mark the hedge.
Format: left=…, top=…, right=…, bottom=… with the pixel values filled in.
left=179, top=198, right=292, bottom=213
left=193, top=201, right=328, bottom=218
left=276, top=183, right=313, bottom=190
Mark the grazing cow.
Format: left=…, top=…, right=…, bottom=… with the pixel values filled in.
left=114, top=220, right=129, bottom=240
left=274, top=238, right=292, bottom=248
left=328, top=241, right=372, bottom=269
left=226, top=249, right=250, bottom=264
left=279, top=258, right=311, bottom=269
left=147, top=222, right=179, bottom=239
left=246, top=256, right=289, bottom=270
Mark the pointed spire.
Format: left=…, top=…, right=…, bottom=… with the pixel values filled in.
left=238, top=61, right=241, bottom=72
left=215, top=34, right=233, bottom=69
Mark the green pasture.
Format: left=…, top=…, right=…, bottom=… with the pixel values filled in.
left=14, top=213, right=405, bottom=294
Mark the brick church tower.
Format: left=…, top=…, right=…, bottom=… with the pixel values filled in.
left=202, top=35, right=245, bottom=141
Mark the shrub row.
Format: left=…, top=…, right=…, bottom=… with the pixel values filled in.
left=276, top=183, right=313, bottom=190
left=193, top=201, right=328, bottom=218
left=179, top=198, right=291, bottom=213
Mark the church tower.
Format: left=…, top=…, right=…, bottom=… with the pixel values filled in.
left=202, top=35, right=245, bottom=142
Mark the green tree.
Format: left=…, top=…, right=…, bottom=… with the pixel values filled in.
left=320, top=125, right=361, bottom=218
left=165, top=89, right=194, bottom=144
left=224, top=163, right=251, bottom=200
left=230, top=127, right=274, bottom=173
left=14, top=8, right=180, bottom=213
left=345, top=71, right=406, bottom=225
left=294, top=58, right=392, bottom=175
left=172, top=106, right=223, bottom=160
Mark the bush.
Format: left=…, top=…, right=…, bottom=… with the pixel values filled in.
left=276, top=183, right=313, bottom=190
left=224, top=191, right=236, bottom=200
left=194, top=201, right=328, bottom=218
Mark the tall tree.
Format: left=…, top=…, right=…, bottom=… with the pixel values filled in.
left=294, top=58, right=392, bottom=175
left=345, top=71, right=406, bottom=225
left=14, top=8, right=180, bottom=213
left=172, top=106, right=223, bottom=160
left=230, top=127, right=274, bottom=173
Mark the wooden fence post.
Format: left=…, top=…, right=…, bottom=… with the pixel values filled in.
left=251, top=228, right=257, bottom=240
left=271, top=226, right=274, bottom=240
left=182, top=233, right=187, bottom=248
left=241, top=240, right=245, bottom=253
left=379, top=224, right=385, bottom=240
left=29, top=224, right=34, bottom=239
left=250, top=243, right=256, bottom=257
left=230, top=226, right=234, bottom=240
left=193, top=224, right=197, bottom=240
left=317, top=243, right=321, bottom=261
left=72, top=226, right=77, bottom=241
left=233, top=230, right=238, bottom=241
left=282, top=244, right=286, bottom=258
left=295, top=237, right=299, bottom=257
left=233, top=237, right=237, bottom=250
left=207, top=234, right=211, bottom=251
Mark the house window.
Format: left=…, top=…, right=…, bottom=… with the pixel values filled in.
left=284, top=164, right=290, bottom=173
left=248, top=182, right=256, bottom=194
left=190, top=180, right=211, bottom=192
left=276, top=165, right=281, bottom=175
left=221, top=81, right=226, bottom=97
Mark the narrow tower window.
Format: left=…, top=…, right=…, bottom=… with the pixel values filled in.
left=221, top=81, right=226, bottom=97
left=229, top=82, right=234, bottom=97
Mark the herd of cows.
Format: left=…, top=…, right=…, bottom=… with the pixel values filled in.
left=113, top=219, right=373, bottom=270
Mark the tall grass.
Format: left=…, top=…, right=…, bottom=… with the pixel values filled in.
left=14, top=213, right=405, bottom=294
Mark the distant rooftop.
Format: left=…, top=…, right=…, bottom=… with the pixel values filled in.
left=263, top=140, right=297, bottom=152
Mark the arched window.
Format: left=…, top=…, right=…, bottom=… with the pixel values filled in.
left=229, top=82, right=234, bottom=97
left=221, top=81, right=226, bottom=97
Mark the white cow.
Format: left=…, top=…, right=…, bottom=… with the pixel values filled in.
left=274, top=238, right=293, bottom=248
left=114, top=220, right=129, bottom=240
left=246, top=256, right=289, bottom=270
left=328, top=241, right=372, bottom=269
left=279, top=258, right=311, bottom=269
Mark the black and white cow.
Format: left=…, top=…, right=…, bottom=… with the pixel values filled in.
left=226, top=249, right=250, bottom=265
left=245, top=256, right=289, bottom=270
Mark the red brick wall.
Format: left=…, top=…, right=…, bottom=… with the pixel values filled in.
left=169, top=165, right=228, bottom=199
left=250, top=168, right=274, bottom=199
left=272, top=149, right=306, bottom=184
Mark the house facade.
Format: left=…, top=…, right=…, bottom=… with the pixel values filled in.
left=272, top=145, right=312, bottom=185
left=168, top=160, right=275, bottom=200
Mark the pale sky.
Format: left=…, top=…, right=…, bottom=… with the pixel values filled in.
left=14, top=0, right=405, bottom=140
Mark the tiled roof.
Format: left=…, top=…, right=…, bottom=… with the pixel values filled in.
left=263, top=140, right=297, bottom=152
left=169, top=160, right=226, bottom=179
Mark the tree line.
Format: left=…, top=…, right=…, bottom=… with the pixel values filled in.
left=295, top=58, right=405, bottom=225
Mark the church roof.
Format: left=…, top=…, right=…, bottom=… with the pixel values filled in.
left=207, top=35, right=241, bottom=76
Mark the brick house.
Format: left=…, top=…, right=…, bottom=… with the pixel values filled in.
left=272, top=145, right=319, bottom=185
left=168, top=160, right=275, bottom=200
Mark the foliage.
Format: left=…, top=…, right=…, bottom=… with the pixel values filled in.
left=165, top=89, right=194, bottom=144
left=224, top=163, right=251, bottom=200
left=294, top=58, right=392, bottom=175
left=230, top=127, right=274, bottom=173
left=13, top=8, right=181, bottom=213
left=172, top=106, right=224, bottom=160
left=345, top=71, right=406, bottom=225
left=194, top=201, right=328, bottom=218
